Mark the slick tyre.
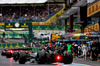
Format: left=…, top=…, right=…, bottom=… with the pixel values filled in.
left=6, top=55, right=12, bottom=58
left=6, top=53, right=12, bottom=58
left=13, top=52, right=19, bottom=61
left=19, top=52, right=26, bottom=64
left=64, top=52, right=73, bottom=64
left=1, top=51, right=5, bottom=56
left=37, top=51, right=46, bottom=64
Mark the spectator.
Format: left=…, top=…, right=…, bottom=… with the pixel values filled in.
left=51, top=22, right=53, bottom=25
left=0, top=5, right=62, bottom=22
left=8, top=17, right=10, bottom=22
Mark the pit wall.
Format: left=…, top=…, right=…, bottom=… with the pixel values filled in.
left=0, top=43, right=40, bottom=52
left=0, top=22, right=80, bottom=31
left=0, top=43, right=24, bottom=48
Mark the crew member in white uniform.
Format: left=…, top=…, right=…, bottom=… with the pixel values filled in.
left=82, top=44, right=88, bottom=60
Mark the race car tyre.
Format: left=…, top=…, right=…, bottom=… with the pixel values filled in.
left=36, top=51, right=46, bottom=64
left=6, top=54, right=12, bottom=58
left=19, top=52, right=26, bottom=64
left=64, top=52, right=73, bottom=64
left=13, top=52, right=19, bottom=62
left=46, top=53, right=52, bottom=64
left=1, top=51, right=6, bottom=56
left=6, top=53, right=12, bottom=58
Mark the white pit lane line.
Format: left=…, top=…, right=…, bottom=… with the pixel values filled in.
left=53, top=63, right=90, bottom=66
left=15, top=62, right=91, bottom=66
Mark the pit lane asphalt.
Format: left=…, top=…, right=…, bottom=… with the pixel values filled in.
left=0, top=49, right=100, bottom=66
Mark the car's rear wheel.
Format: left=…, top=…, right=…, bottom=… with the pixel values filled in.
left=6, top=53, right=12, bottom=58
left=36, top=51, right=46, bottom=64
left=64, top=52, right=73, bottom=64
left=19, top=52, right=26, bottom=64
left=13, top=52, right=19, bottom=62
left=6, top=55, right=12, bottom=58
left=1, top=51, right=6, bottom=56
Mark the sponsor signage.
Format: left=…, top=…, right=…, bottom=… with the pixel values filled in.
left=6, top=28, right=28, bottom=31
left=5, top=22, right=31, bottom=31
left=0, top=43, right=24, bottom=48
left=87, top=1, right=100, bottom=17
left=84, top=23, right=99, bottom=32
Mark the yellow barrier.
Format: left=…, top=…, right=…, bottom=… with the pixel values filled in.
left=0, top=23, right=5, bottom=25
left=51, top=33, right=61, bottom=40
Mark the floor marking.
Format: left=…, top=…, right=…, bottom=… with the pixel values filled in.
left=53, top=63, right=90, bottom=66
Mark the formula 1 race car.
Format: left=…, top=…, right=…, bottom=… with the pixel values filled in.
left=1, top=44, right=73, bottom=64
left=1, top=49, right=13, bottom=58
left=1, top=49, right=8, bottom=56
left=17, top=47, right=73, bottom=64
left=12, top=48, right=32, bottom=62
left=1, top=48, right=32, bottom=58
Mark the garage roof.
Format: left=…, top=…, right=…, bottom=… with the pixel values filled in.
left=0, top=0, right=48, bottom=4
left=58, top=7, right=78, bottom=19
left=49, top=0, right=64, bottom=2
left=72, top=0, right=87, bottom=7
left=58, top=0, right=87, bottom=20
